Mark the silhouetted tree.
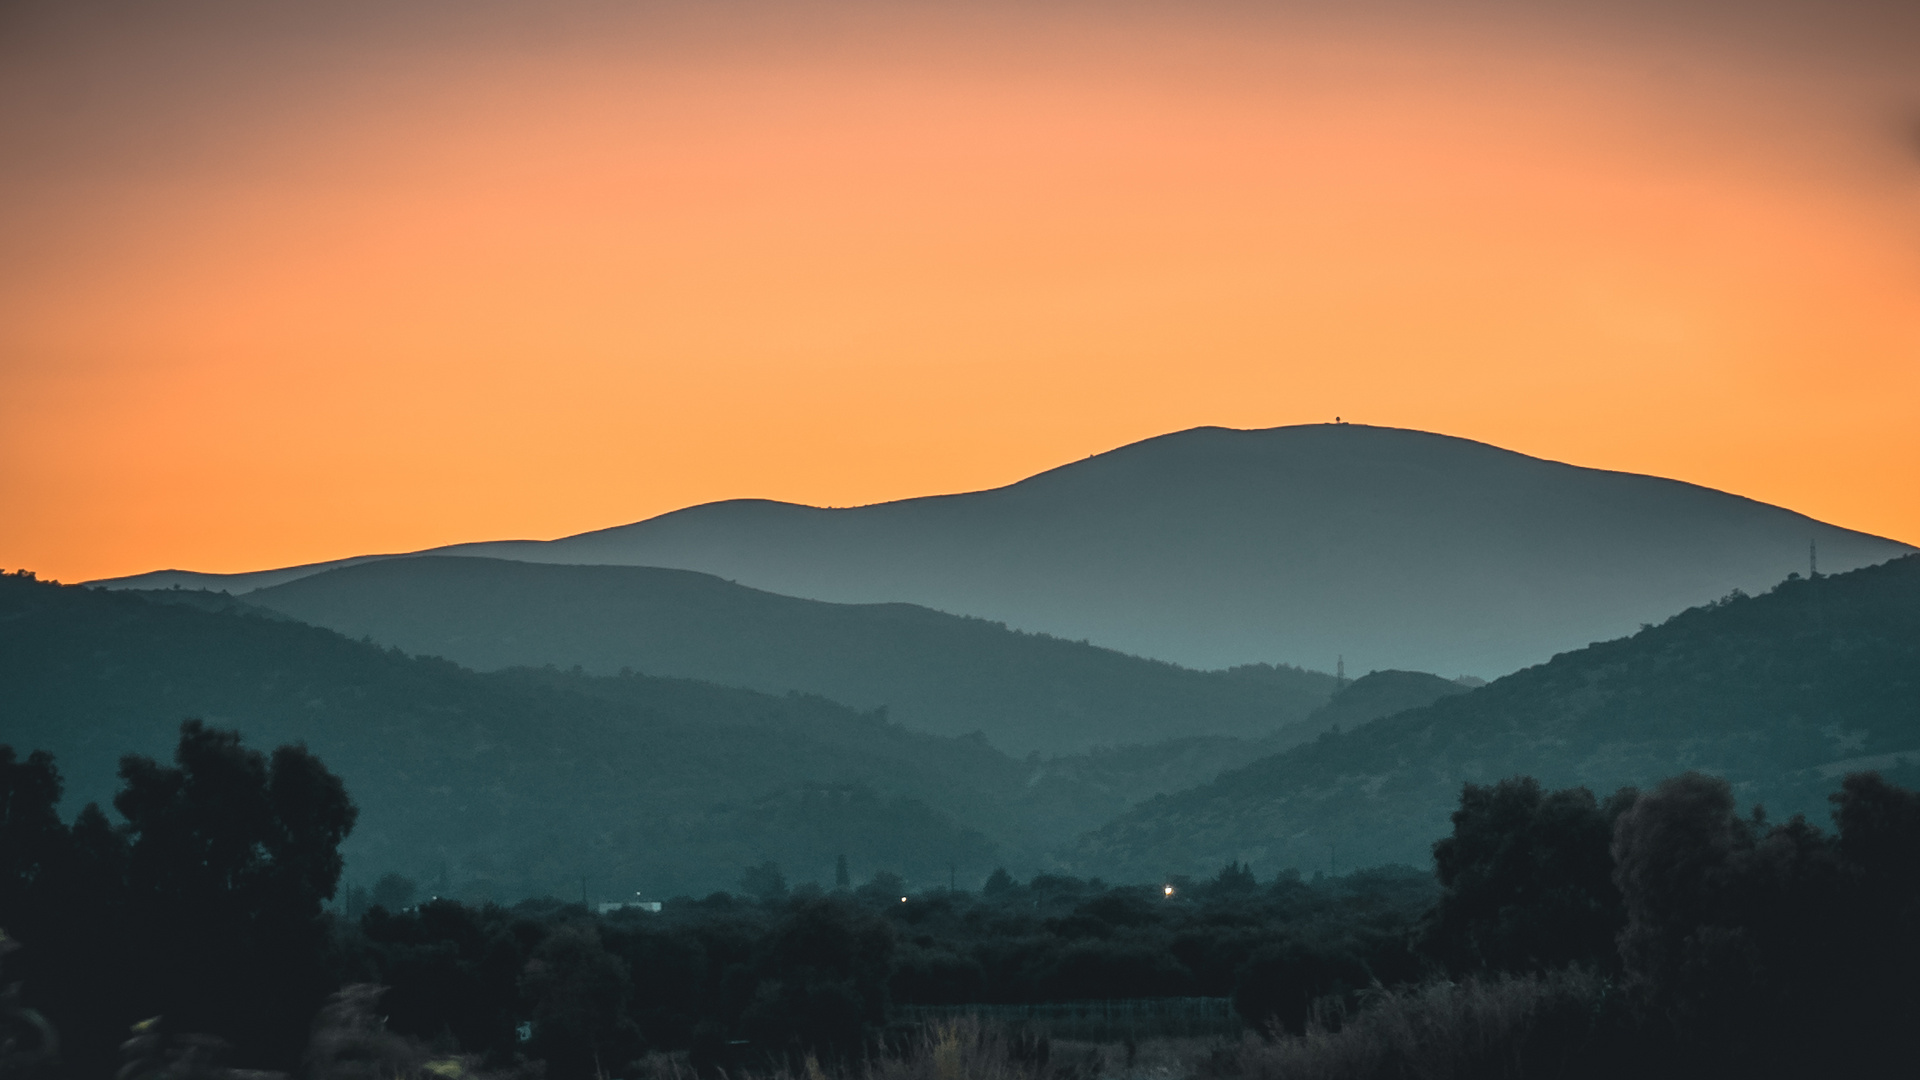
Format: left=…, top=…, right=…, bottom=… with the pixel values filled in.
left=1828, top=772, right=1920, bottom=1058
left=0, top=749, right=66, bottom=925
left=736, top=898, right=894, bottom=1065
left=738, top=862, right=788, bottom=904
left=523, top=923, right=640, bottom=1080
left=854, top=871, right=905, bottom=906
left=1203, top=861, right=1258, bottom=900
left=0, top=724, right=355, bottom=1074
left=1609, top=771, right=1902, bottom=1077
left=981, top=867, right=1015, bottom=897
left=0, top=746, right=134, bottom=1077
left=370, top=873, right=417, bottom=912
left=1831, top=770, right=1920, bottom=906
left=114, top=720, right=357, bottom=1068
left=1421, top=777, right=1633, bottom=973
left=355, top=899, right=527, bottom=1059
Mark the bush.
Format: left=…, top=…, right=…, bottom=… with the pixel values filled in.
left=1421, top=778, right=1632, bottom=974
left=1610, top=770, right=1913, bottom=1078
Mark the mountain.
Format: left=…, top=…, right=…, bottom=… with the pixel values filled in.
left=0, top=574, right=1151, bottom=899
left=231, top=556, right=1336, bottom=755
left=95, top=425, right=1911, bottom=677
left=1066, top=555, right=1920, bottom=881
left=1018, top=669, right=1472, bottom=811
left=1298, top=669, right=1470, bottom=736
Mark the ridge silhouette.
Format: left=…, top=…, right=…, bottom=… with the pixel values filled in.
left=95, top=424, right=1912, bottom=677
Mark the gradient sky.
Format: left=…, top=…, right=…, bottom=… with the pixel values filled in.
left=3, top=0, right=1916, bottom=583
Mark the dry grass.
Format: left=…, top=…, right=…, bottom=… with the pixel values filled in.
left=667, top=973, right=1611, bottom=1080
left=1198, top=971, right=1608, bottom=1080
left=306, top=985, right=540, bottom=1080
left=630, top=1018, right=1095, bottom=1080
left=867, top=1019, right=1064, bottom=1080
left=391, top=974, right=1610, bottom=1080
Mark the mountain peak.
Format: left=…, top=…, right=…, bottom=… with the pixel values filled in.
left=93, top=425, right=1910, bottom=676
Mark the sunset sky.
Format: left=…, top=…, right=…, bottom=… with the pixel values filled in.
left=3, top=0, right=1916, bottom=583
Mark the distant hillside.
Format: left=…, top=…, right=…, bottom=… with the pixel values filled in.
left=232, top=557, right=1337, bottom=755
left=1301, top=670, right=1470, bottom=736
left=98, top=425, right=1911, bottom=677
left=1068, top=556, right=1920, bottom=880
left=0, top=574, right=1144, bottom=898
left=1020, top=670, right=1470, bottom=808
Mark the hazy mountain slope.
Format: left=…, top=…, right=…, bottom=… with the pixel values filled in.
left=1021, top=670, right=1471, bottom=808
left=238, top=557, right=1336, bottom=755
left=96, top=425, right=1910, bottom=677
left=0, top=575, right=1136, bottom=898
left=1301, top=670, right=1469, bottom=736
left=1067, top=556, right=1920, bottom=881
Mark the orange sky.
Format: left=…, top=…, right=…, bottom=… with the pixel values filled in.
left=3, top=0, right=1917, bottom=582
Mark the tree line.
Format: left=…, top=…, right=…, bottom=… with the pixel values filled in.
left=3, top=723, right=1915, bottom=1080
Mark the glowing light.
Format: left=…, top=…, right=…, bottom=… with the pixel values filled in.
left=1164, top=885, right=1175, bottom=897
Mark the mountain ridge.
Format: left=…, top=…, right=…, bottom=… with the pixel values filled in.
left=94, top=424, right=1912, bottom=676
left=235, top=555, right=1337, bottom=755
left=1065, top=555, right=1920, bottom=880
left=0, top=574, right=1107, bottom=897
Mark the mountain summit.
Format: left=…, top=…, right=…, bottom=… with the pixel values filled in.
left=99, top=425, right=1909, bottom=676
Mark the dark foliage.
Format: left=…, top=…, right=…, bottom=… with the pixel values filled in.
left=325, top=863, right=1436, bottom=1079
left=1420, top=777, right=1634, bottom=973
left=0, top=723, right=355, bottom=1076
left=9, top=726, right=1919, bottom=1080
left=1400, top=767, right=1920, bottom=1080
left=733, top=899, right=894, bottom=1065
left=1609, top=770, right=1915, bottom=1077
left=1233, top=939, right=1370, bottom=1035
left=522, top=923, right=641, bottom=1078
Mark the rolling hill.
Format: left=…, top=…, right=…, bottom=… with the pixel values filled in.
left=1066, top=555, right=1920, bottom=880
left=232, top=556, right=1337, bottom=755
left=96, top=424, right=1911, bottom=678
left=1018, top=668, right=1472, bottom=810
left=0, top=573, right=1144, bottom=898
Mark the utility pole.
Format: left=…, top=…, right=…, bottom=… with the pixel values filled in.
left=1810, top=539, right=1819, bottom=577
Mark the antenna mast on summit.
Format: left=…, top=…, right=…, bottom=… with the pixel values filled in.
left=1810, top=539, right=1818, bottom=577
